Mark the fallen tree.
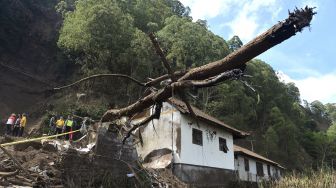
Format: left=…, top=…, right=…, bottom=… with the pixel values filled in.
left=51, top=7, right=315, bottom=142
left=99, top=7, right=315, bottom=124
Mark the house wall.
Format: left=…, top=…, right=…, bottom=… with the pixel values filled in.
left=135, top=103, right=181, bottom=161
left=179, top=115, right=235, bottom=170
left=173, top=163, right=237, bottom=187
left=234, top=155, right=282, bottom=182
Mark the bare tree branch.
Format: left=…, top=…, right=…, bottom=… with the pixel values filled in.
left=144, top=70, right=186, bottom=87
left=148, top=33, right=176, bottom=81
left=148, top=32, right=200, bottom=126
left=53, top=73, right=146, bottom=91
left=122, top=103, right=162, bottom=143
left=178, top=69, right=244, bottom=88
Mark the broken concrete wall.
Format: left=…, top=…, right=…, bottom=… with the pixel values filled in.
left=61, top=123, right=139, bottom=187
left=95, top=122, right=138, bottom=165
left=135, top=102, right=181, bottom=163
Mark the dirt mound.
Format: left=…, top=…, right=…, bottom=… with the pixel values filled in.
left=0, top=131, right=188, bottom=187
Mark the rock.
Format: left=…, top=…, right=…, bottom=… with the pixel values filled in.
left=42, top=143, right=58, bottom=152
left=14, top=141, right=42, bottom=151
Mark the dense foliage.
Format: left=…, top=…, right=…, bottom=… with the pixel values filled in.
left=2, top=0, right=334, bottom=171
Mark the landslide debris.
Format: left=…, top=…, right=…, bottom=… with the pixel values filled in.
left=0, top=133, right=186, bottom=187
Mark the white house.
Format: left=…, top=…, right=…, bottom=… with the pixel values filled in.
left=234, top=145, right=285, bottom=183
left=134, top=97, right=249, bottom=185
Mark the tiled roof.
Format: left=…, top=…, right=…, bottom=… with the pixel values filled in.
left=167, top=97, right=249, bottom=139
left=234, top=145, right=285, bottom=169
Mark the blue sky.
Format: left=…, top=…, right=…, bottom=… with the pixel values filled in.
left=180, top=0, right=336, bottom=104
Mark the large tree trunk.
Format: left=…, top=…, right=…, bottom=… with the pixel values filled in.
left=101, top=7, right=315, bottom=122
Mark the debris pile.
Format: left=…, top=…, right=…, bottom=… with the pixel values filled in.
left=0, top=134, right=96, bottom=187
left=146, top=168, right=187, bottom=188
left=0, top=129, right=187, bottom=187
left=0, top=137, right=63, bottom=187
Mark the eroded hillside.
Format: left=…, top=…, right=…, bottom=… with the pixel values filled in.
left=0, top=0, right=73, bottom=120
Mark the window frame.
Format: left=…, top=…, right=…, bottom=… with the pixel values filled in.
left=267, top=164, right=271, bottom=176
left=256, top=162, right=264, bottom=177
left=244, top=158, right=249, bottom=172
left=218, top=137, right=229, bottom=153
left=192, top=128, right=203, bottom=146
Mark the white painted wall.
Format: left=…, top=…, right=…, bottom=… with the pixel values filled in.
left=234, top=155, right=282, bottom=182
left=179, top=115, right=235, bottom=170
left=136, top=101, right=237, bottom=171
left=135, top=103, right=181, bottom=160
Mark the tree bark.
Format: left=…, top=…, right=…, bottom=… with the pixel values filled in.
left=101, top=7, right=315, bottom=122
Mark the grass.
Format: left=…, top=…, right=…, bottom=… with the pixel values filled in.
left=264, top=169, right=336, bottom=188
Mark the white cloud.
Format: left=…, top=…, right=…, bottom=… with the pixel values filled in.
left=278, top=71, right=336, bottom=104
left=179, top=0, right=233, bottom=20
left=180, top=0, right=281, bottom=42
left=226, top=0, right=280, bottom=42
left=225, top=10, right=259, bottom=41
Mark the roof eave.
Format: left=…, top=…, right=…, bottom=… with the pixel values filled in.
left=198, top=116, right=249, bottom=138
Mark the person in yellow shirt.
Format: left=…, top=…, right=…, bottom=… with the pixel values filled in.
left=19, top=113, right=27, bottom=137
left=55, top=116, right=65, bottom=138
left=64, top=115, right=75, bottom=140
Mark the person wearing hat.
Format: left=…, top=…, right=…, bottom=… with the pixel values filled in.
left=5, top=113, right=16, bottom=135
left=18, top=113, right=27, bottom=137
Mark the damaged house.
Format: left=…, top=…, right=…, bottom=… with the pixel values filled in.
left=134, top=98, right=249, bottom=186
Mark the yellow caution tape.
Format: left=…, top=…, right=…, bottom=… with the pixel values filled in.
left=0, top=130, right=81, bottom=147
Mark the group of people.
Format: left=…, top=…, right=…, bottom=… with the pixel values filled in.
left=5, top=113, right=27, bottom=137
left=48, top=114, right=86, bottom=141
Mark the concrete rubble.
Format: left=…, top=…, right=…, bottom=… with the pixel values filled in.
left=0, top=124, right=186, bottom=187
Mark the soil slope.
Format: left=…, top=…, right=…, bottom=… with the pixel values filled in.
left=0, top=0, right=73, bottom=123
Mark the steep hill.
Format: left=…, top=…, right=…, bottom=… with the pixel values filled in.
left=0, top=0, right=73, bottom=121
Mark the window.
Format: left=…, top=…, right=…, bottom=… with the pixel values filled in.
left=192, top=128, right=203, bottom=146
left=256, top=162, right=264, bottom=177
left=244, top=158, right=249, bottom=171
left=267, top=165, right=271, bottom=176
left=219, top=137, right=229, bottom=153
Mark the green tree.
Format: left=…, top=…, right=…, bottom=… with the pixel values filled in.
left=326, top=103, right=336, bottom=122
left=157, top=15, right=230, bottom=69
left=227, top=35, right=243, bottom=51
left=264, top=126, right=279, bottom=157
left=58, top=0, right=135, bottom=74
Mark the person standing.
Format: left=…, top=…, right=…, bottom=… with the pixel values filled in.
left=64, top=115, right=74, bottom=140
left=5, top=114, right=16, bottom=135
left=12, top=114, right=21, bottom=136
left=49, top=114, right=57, bottom=135
left=55, top=116, right=65, bottom=139
left=18, top=113, right=27, bottom=137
